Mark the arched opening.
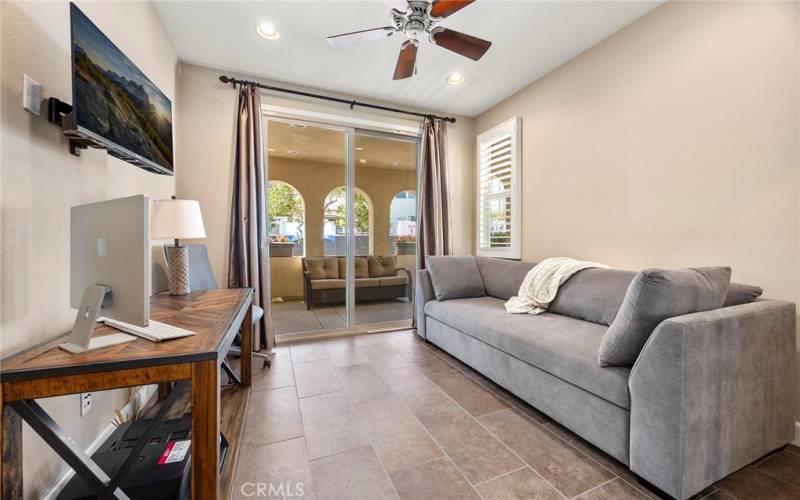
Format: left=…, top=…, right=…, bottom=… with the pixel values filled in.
left=389, top=190, right=416, bottom=255
left=268, top=180, right=305, bottom=256
left=323, top=186, right=373, bottom=256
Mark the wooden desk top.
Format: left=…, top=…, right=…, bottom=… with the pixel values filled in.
left=0, top=288, right=252, bottom=382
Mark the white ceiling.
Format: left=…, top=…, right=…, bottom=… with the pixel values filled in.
left=153, top=0, right=662, bottom=117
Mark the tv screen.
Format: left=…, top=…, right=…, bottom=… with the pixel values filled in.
left=70, top=3, right=174, bottom=174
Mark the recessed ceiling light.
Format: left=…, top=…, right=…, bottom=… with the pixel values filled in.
left=359, top=158, right=367, bottom=164
left=290, top=123, right=306, bottom=128
left=256, top=22, right=280, bottom=41
left=287, top=149, right=298, bottom=155
left=392, top=162, right=399, bottom=166
left=268, top=147, right=276, bottom=152
left=445, top=72, right=465, bottom=86
left=355, top=147, right=364, bottom=151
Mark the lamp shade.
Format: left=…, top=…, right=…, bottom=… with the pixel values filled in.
left=150, top=199, right=207, bottom=239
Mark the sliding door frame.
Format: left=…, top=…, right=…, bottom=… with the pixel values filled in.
left=264, top=108, right=421, bottom=344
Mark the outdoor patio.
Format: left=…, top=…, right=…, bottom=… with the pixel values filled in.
left=271, top=298, right=413, bottom=335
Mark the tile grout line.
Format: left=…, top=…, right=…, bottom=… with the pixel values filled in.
left=570, top=477, right=618, bottom=499
left=748, top=464, right=800, bottom=494
left=471, top=465, right=529, bottom=488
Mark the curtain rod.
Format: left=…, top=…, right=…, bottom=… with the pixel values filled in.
left=219, top=75, right=457, bottom=123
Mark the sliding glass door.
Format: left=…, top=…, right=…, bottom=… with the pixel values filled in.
left=266, top=117, right=418, bottom=341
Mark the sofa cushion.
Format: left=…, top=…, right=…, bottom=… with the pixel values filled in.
left=723, top=282, right=763, bottom=307
left=338, top=257, right=369, bottom=278
left=310, top=278, right=380, bottom=290
left=598, top=266, right=731, bottom=367
left=424, top=296, right=631, bottom=408
left=475, top=257, right=537, bottom=300
left=355, top=278, right=380, bottom=288
left=549, top=268, right=637, bottom=326
left=311, top=279, right=344, bottom=290
left=368, top=256, right=397, bottom=277
left=306, top=257, right=339, bottom=279
left=427, top=256, right=486, bottom=301
left=378, top=275, right=406, bottom=286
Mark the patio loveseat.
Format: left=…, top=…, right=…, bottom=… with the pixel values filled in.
left=302, top=256, right=412, bottom=310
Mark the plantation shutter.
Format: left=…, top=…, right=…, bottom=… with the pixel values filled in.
left=477, top=117, right=521, bottom=259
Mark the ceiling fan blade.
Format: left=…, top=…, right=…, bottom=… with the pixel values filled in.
left=326, top=26, right=394, bottom=48
left=430, top=0, right=475, bottom=18
left=393, top=41, right=418, bottom=80
left=432, top=28, right=491, bottom=61
left=385, top=0, right=408, bottom=12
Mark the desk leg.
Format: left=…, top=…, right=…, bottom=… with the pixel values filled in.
left=192, top=359, right=220, bottom=499
left=1, top=401, right=22, bottom=499
left=241, top=304, right=253, bottom=386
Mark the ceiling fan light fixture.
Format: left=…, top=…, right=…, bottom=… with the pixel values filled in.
left=256, top=22, right=280, bottom=41
left=445, top=72, right=465, bottom=85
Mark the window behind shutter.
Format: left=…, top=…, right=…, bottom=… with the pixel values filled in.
left=477, top=117, right=520, bottom=259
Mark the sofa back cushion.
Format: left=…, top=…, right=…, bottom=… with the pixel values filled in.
left=338, top=257, right=369, bottom=278
left=305, top=257, right=339, bottom=279
left=549, top=268, right=637, bottom=326
left=368, top=256, right=397, bottom=277
left=598, top=266, right=731, bottom=367
left=723, top=282, right=763, bottom=307
left=427, top=256, right=486, bottom=300
left=475, top=257, right=537, bottom=300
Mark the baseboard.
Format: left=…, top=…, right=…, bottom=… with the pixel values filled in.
left=793, top=421, right=800, bottom=447
left=40, top=385, right=158, bottom=500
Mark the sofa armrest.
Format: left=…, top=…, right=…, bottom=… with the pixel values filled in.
left=628, top=300, right=797, bottom=499
left=415, top=269, right=436, bottom=339
left=397, top=267, right=413, bottom=301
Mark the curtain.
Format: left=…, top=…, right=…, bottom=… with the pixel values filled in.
left=228, top=84, right=274, bottom=352
left=417, top=117, right=451, bottom=267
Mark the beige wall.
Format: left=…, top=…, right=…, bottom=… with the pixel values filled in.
left=0, top=1, right=177, bottom=496
left=476, top=1, right=800, bottom=418
left=176, top=63, right=475, bottom=287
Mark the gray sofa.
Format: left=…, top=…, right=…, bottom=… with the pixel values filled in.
left=415, top=256, right=797, bottom=500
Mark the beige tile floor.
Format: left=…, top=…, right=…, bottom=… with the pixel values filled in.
left=271, top=299, right=413, bottom=335
left=232, top=330, right=800, bottom=500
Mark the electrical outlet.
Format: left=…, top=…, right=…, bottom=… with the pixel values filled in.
left=80, top=392, right=92, bottom=416
left=22, top=74, right=41, bottom=116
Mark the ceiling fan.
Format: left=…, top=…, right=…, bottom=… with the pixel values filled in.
left=325, top=0, right=491, bottom=80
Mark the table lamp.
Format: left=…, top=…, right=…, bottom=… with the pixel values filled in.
left=151, top=197, right=206, bottom=295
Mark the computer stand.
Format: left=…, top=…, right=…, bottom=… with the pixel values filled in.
left=59, top=285, right=136, bottom=353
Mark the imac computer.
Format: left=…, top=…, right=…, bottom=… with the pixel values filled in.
left=60, top=195, right=150, bottom=353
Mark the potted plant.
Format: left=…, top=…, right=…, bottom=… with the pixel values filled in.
left=394, top=235, right=416, bottom=255
left=269, top=235, right=295, bottom=257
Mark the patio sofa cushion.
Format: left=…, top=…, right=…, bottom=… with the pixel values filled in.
left=306, top=257, right=339, bottom=279
left=378, top=275, right=407, bottom=286
left=369, top=256, right=397, bottom=277
left=338, top=256, right=369, bottom=278
left=310, top=278, right=381, bottom=290
left=424, top=296, right=631, bottom=408
left=427, top=256, right=486, bottom=301
left=598, top=266, right=732, bottom=367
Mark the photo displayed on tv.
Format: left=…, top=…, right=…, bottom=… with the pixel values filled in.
left=71, top=3, right=173, bottom=172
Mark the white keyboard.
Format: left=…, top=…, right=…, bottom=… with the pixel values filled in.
left=99, top=317, right=197, bottom=342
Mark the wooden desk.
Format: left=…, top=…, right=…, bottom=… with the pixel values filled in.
left=0, top=288, right=253, bottom=499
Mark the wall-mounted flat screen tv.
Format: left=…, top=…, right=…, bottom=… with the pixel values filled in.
left=70, top=3, right=174, bottom=175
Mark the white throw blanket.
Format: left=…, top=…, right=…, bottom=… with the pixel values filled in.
left=505, top=257, right=609, bottom=314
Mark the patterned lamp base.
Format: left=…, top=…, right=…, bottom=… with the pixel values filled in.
left=166, top=245, right=190, bottom=295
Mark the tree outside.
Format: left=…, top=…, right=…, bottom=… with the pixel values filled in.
left=324, top=186, right=370, bottom=233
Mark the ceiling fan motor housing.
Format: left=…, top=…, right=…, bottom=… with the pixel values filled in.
left=391, top=0, right=439, bottom=41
